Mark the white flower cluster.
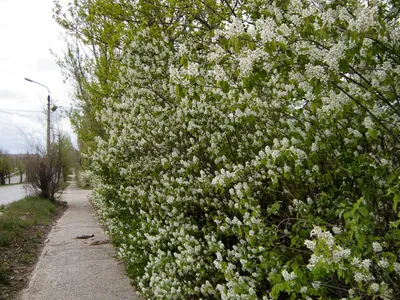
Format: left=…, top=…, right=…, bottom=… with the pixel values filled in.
left=372, top=241, right=383, bottom=253
left=306, top=227, right=353, bottom=272
left=282, top=270, right=297, bottom=281
left=304, top=226, right=387, bottom=292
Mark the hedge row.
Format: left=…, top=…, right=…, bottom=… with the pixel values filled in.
left=84, top=1, right=399, bottom=299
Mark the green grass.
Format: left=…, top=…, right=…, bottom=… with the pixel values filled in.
left=0, top=196, right=64, bottom=297
left=21, top=252, right=34, bottom=264
left=0, top=197, right=56, bottom=247
left=0, top=197, right=58, bottom=285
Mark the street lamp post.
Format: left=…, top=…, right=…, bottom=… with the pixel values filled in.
left=24, top=78, right=51, bottom=155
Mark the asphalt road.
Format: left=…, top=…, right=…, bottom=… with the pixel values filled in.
left=2, top=173, right=26, bottom=185
left=0, top=184, right=27, bottom=206
left=9, top=173, right=25, bottom=184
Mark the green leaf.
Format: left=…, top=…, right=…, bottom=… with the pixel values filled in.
left=198, top=76, right=206, bottom=85
left=175, top=84, right=185, bottom=97
left=339, top=60, right=349, bottom=73
left=314, top=80, right=321, bottom=94
left=368, top=129, right=378, bottom=139
left=359, top=207, right=368, bottom=218
left=319, top=27, right=329, bottom=39
left=392, top=229, right=400, bottom=241
left=311, top=101, right=317, bottom=114
left=270, top=41, right=277, bottom=52
left=232, top=37, right=240, bottom=53
left=271, top=283, right=285, bottom=299
left=393, top=194, right=400, bottom=211
left=221, top=38, right=230, bottom=51
left=337, top=268, right=343, bottom=279
left=180, top=55, right=188, bottom=69
left=278, top=42, right=287, bottom=51
left=350, top=31, right=358, bottom=41
left=383, top=76, right=394, bottom=86
left=220, top=81, right=230, bottom=93
left=338, top=208, right=345, bottom=219
left=243, top=77, right=254, bottom=93
left=356, top=232, right=366, bottom=246
left=279, top=0, right=290, bottom=10
left=390, top=219, right=400, bottom=229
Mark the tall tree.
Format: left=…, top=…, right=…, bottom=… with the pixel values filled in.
left=0, top=150, right=12, bottom=185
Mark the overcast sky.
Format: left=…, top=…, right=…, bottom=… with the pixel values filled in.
left=0, top=0, right=76, bottom=154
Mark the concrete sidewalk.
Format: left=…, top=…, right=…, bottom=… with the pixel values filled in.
left=19, top=182, right=140, bottom=300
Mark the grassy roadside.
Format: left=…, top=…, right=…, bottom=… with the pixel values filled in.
left=0, top=197, right=67, bottom=299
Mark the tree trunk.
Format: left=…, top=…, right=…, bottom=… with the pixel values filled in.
left=39, top=162, right=50, bottom=198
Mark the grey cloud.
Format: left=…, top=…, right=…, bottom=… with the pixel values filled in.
left=36, top=57, right=60, bottom=72
left=0, top=89, right=25, bottom=99
left=0, top=117, right=44, bottom=153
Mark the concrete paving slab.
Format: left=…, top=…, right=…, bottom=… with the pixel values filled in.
left=18, top=182, right=140, bottom=300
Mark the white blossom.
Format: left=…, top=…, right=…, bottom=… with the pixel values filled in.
left=312, top=281, right=321, bottom=290
left=372, top=242, right=383, bottom=253
left=378, top=258, right=389, bottom=269
left=394, top=262, right=400, bottom=275
left=300, top=286, right=308, bottom=293
left=282, top=270, right=297, bottom=281
left=332, top=226, right=342, bottom=235
left=370, top=283, right=379, bottom=293
left=305, top=239, right=316, bottom=251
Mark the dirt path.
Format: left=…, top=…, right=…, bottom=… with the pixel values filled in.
left=18, top=182, right=140, bottom=300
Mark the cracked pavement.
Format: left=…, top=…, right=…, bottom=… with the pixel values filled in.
left=18, top=182, right=140, bottom=300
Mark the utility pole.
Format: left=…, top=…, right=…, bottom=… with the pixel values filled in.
left=47, top=94, right=50, bottom=155
left=24, top=78, right=51, bottom=155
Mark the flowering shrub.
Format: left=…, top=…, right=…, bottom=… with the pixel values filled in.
left=76, top=169, right=93, bottom=189
left=62, top=0, right=399, bottom=298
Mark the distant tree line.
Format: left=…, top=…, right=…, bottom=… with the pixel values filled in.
left=0, top=151, right=24, bottom=185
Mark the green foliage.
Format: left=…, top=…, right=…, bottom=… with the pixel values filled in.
left=57, top=0, right=400, bottom=299
left=57, top=134, right=78, bottom=182
left=0, top=150, right=13, bottom=185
